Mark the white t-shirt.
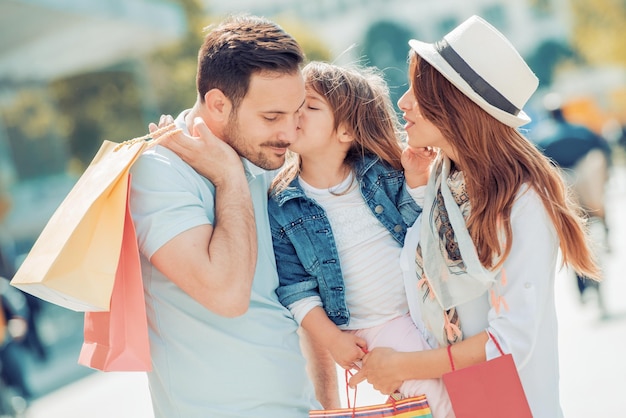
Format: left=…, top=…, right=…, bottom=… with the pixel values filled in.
left=297, top=174, right=409, bottom=330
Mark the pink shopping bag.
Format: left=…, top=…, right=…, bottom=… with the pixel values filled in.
left=78, top=176, right=151, bottom=371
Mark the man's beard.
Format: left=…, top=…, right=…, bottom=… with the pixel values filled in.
left=224, top=115, right=286, bottom=170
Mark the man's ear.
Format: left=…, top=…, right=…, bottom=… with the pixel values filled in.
left=203, top=89, right=232, bottom=123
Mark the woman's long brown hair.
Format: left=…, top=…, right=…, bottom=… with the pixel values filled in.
left=411, top=53, right=599, bottom=280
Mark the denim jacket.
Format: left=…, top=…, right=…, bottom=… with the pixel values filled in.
left=268, top=154, right=422, bottom=326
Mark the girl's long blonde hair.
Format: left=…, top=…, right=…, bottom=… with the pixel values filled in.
left=411, top=53, right=599, bottom=280
left=271, top=61, right=404, bottom=195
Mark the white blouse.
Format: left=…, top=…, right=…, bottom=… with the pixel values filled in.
left=401, top=186, right=563, bottom=418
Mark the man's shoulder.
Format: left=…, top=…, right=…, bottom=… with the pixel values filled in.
left=133, top=146, right=203, bottom=178
left=131, top=146, right=175, bottom=176
left=131, top=146, right=215, bottom=197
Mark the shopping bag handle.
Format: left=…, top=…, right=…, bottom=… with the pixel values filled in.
left=345, top=361, right=402, bottom=417
left=113, top=123, right=181, bottom=152
left=345, top=369, right=359, bottom=412
left=447, top=331, right=505, bottom=371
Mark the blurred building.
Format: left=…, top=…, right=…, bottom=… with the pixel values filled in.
left=0, top=0, right=186, bottom=82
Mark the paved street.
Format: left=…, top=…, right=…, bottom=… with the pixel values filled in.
left=22, top=167, right=626, bottom=418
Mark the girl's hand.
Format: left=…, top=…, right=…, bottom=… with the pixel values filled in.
left=402, top=146, right=437, bottom=188
left=328, top=332, right=368, bottom=370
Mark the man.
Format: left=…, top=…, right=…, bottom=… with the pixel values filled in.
left=130, top=15, right=337, bottom=417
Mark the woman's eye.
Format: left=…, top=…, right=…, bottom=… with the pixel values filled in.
left=264, top=116, right=277, bottom=121
left=307, top=106, right=319, bottom=111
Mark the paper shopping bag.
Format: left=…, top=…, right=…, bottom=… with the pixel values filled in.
left=310, top=370, right=433, bottom=417
left=309, top=396, right=432, bottom=418
left=78, top=178, right=150, bottom=371
left=10, top=136, right=152, bottom=311
left=442, top=332, right=532, bottom=418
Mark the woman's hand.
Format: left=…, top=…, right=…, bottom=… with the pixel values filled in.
left=402, top=146, right=437, bottom=188
left=347, top=347, right=404, bottom=395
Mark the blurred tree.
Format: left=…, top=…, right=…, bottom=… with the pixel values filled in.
left=144, top=0, right=206, bottom=119
left=360, top=21, right=415, bottom=111
left=526, top=39, right=580, bottom=86
left=4, top=0, right=334, bottom=173
left=0, top=88, right=69, bottom=180
left=273, top=16, right=332, bottom=63
left=569, top=0, right=626, bottom=67
left=50, top=70, right=145, bottom=171
left=45, top=0, right=204, bottom=171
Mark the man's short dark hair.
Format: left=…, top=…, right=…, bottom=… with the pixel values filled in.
left=197, top=14, right=305, bottom=109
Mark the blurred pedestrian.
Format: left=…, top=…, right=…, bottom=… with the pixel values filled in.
left=0, top=168, right=47, bottom=365
left=1, top=277, right=33, bottom=401
left=531, top=93, right=611, bottom=311
left=1, top=180, right=34, bottom=409
left=0, top=174, right=15, bottom=282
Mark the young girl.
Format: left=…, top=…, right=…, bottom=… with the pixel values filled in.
left=348, top=16, right=600, bottom=418
left=268, top=61, right=453, bottom=417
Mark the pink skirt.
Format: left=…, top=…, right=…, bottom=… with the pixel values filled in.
left=351, top=314, right=454, bottom=418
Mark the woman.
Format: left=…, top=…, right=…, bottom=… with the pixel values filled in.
left=269, top=62, right=452, bottom=416
left=348, top=16, right=599, bottom=418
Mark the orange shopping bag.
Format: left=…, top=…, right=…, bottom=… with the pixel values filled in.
left=10, top=137, right=150, bottom=311
left=78, top=176, right=151, bottom=371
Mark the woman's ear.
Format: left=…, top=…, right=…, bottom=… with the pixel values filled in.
left=203, top=89, right=233, bottom=123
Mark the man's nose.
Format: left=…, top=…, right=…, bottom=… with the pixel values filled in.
left=285, top=111, right=300, bottom=143
left=296, top=108, right=303, bottom=130
left=279, top=113, right=300, bottom=143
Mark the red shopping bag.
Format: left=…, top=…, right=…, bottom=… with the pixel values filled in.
left=442, top=332, right=532, bottom=418
left=78, top=176, right=151, bottom=371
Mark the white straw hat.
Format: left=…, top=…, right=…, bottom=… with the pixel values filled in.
left=408, top=15, right=539, bottom=127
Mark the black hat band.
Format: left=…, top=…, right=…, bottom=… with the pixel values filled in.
left=435, top=39, right=520, bottom=116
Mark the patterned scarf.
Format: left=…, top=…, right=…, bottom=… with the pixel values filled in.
left=415, top=157, right=502, bottom=347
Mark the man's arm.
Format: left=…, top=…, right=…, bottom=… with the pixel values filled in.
left=299, top=326, right=341, bottom=409
left=149, top=118, right=257, bottom=317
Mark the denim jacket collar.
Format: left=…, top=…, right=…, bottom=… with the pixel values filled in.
left=272, top=154, right=381, bottom=206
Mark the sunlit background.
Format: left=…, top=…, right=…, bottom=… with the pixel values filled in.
left=0, top=0, right=625, bottom=417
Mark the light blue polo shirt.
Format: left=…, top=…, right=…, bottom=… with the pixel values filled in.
left=129, top=112, right=320, bottom=418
